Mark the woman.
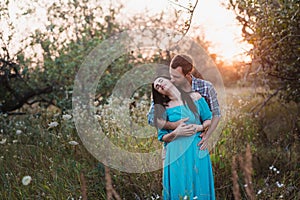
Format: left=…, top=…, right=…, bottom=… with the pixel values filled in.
left=152, top=76, right=215, bottom=200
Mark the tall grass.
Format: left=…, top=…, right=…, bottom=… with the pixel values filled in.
left=0, top=87, right=299, bottom=199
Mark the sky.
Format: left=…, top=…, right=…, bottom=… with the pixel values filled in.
left=115, top=0, right=252, bottom=64
left=6, top=0, right=252, bottom=64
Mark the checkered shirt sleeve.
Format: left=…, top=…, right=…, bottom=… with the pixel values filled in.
left=192, top=77, right=221, bottom=117
left=147, top=101, right=155, bottom=126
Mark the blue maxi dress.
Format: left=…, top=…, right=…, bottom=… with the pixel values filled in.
left=158, top=97, right=215, bottom=200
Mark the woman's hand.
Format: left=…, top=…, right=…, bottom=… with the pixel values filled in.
left=173, top=123, right=196, bottom=138
left=162, top=122, right=197, bottom=142
left=195, top=124, right=204, bottom=132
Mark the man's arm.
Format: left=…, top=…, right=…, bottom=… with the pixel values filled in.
left=199, top=116, right=220, bottom=150
left=147, top=101, right=155, bottom=126
left=198, top=85, right=221, bottom=150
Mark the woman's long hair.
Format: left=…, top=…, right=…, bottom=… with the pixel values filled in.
left=152, top=83, right=170, bottom=128
left=152, top=78, right=199, bottom=128
left=177, top=86, right=199, bottom=121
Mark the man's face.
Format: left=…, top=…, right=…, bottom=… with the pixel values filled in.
left=169, top=67, right=189, bottom=87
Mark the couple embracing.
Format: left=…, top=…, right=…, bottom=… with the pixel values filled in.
left=148, top=54, right=221, bottom=200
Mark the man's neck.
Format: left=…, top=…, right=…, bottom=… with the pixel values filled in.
left=181, top=84, right=192, bottom=93
left=181, top=76, right=193, bottom=92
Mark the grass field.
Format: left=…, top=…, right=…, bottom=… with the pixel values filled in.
left=0, top=86, right=299, bottom=199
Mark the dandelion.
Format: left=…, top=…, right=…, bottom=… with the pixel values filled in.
left=62, top=114, right=72, bottom=120
left=68, top=141, right=79, bottom=146
left=22, top=175, right=32, bottom=185
left=48, top=121, right=59, bottom=128
left=0, top=138, right=7, bottom=144
left=257, top=190, right=262, bottom=195
left=16, top=130, right=22, bottom=135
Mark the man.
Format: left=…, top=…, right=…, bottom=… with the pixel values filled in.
left=148, top=54, right=221, bottom=150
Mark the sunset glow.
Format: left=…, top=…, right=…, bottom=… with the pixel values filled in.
left=117, top=0, right=252, bottom=64
left=7, top=0, right=252, bottom=64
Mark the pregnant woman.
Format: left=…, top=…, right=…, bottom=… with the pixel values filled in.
left=152, top=76, right=215, bottom=200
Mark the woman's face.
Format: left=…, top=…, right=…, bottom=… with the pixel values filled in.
left=153, top=77, right=173, bottom=95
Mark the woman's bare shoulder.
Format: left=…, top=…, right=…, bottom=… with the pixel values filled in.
left=190, top=92, right=202, bottom=101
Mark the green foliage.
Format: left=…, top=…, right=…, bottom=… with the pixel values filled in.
left=228, top=0, right=300, bottom=102
left=213, top=87, right=300, bottom=199
left=0, top=111, right=106, bottom=199
left=1, top=87, right=299, bottom=199
left=0, top=0, right=124, bottom=113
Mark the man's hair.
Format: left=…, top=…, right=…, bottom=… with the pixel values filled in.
left=170, top=54, right=194, bottom=75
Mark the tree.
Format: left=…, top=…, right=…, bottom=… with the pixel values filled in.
left=0, top=0, right=125, bottom=113
left=228, top=0, right=300, bottom=102
left=0, top=0, right=202, bottom=114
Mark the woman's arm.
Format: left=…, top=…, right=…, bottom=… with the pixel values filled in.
left=156, top=117, right=190, bottom=130
left=202, top=119, right=211, bottom=131
left=161, top=123, right=196, bottom=143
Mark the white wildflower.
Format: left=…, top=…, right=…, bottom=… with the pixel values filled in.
left=279, top=195, right=284, bottom=198
left=22, top=175, right=32, bottom=185
left=193, top=196, right=198, bottom=199
left=68, top=141, right=79, bottom=146
left=183, top=195, right=188, bottom=200
left=244, top=184, right=248, bottom=188
left=93, top=101, right=99, bottom=106
left=257, top=190, right=262, bottom=195
left=276, top=181, right=284, bottom=188
left=62, top=114, right=72, bottom=120
left=16, top=130, right=22, bottom=135
left=95, top=114, right=102, bottom=120
left=48, top=121, right=59, bottom=128
left=12, top=140, right=18, bottom=144
left=279, top=183, right=284, bottom=188
left=0, top=138, right=7, bottom=144
left=269, top=165, right=274, bottom=170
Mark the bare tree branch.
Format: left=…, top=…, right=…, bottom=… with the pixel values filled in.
left=251, top=86, right=284, bottom=115
left=168, top=0, right=199, bottom=36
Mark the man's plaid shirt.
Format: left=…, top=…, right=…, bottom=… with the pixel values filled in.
left=147, top=76, right=221, bottom=126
